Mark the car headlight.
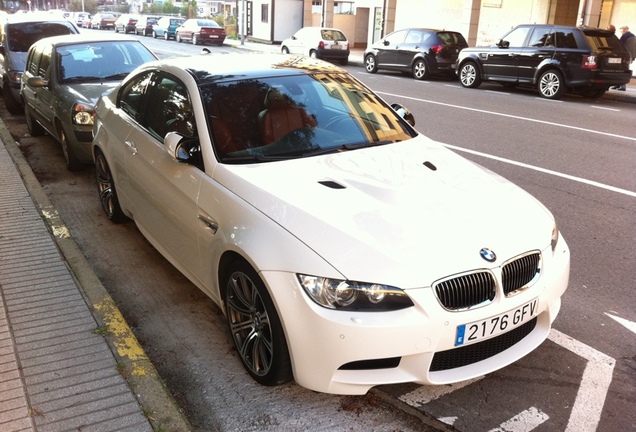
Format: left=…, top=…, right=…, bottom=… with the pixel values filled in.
left=72, top=103, right=94, bottom=126
left=298, top=274, right=414, bottom=311
left=551, top=222, right=559, bottom=252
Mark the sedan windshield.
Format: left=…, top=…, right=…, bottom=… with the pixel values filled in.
left=201, top=73, right=416, bottom=163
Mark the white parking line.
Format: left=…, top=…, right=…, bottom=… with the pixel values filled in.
left=591, top=106, right=621, bottom=112
left=488, top=407, right=550, bottom=432
left=444, top=144, right=636, bottom=198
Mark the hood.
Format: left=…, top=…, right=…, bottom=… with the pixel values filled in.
left=64, top=82, right=119, bottom=105
left=7, top=51, right=27, bottom=72
left=215, top=136, right=555, bottom=288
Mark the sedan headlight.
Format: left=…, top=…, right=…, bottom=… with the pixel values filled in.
left=551, top=222, right=559, bottom=252
left=72, top=103, right=94, bottom=126
left=8, top=71, right=22, bottom=84
left=298, top=274, right=414, bottom=311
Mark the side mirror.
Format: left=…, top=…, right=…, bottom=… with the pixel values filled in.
left=391, top=103, right=415, bottom=127
left=382, top=39, right=390, bottom=46
left=27, top=76, right=48, bottom=88
left=497, top=40, right=510, bottom=48
left=164, top=132, right=200, bottom=164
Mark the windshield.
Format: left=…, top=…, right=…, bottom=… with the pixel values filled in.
left=58, top=41, right=156, bottom=83
left=7, top=22, right=76, bottom=52
left=201, top=73, right=416, bottom=163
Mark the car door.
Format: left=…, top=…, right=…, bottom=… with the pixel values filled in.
left=286, top=28, right=309, bottom=54
left=482, top=26, right=531, bottom=81
left=395, top=29, right=426, bottom=68
left=376, top=29, right=408, bottom=68
left=518, top=26, right=555, bottom=83
left=123, top=71, right=204, bottom=282
left=23, top=43, right=55, bottom=133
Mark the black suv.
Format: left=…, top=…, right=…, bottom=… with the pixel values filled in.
left=365, top=28, right=468, bottom=80
left=456, top=24, right=632, bottom=99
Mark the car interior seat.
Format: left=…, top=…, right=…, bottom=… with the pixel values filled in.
left=258, top=89, right=317, bottom=145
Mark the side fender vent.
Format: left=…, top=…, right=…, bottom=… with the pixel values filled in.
left=318, top=180, right=346, bottom=189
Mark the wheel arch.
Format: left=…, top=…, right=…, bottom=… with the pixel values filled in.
left=457, top=55, right=484, bottom=76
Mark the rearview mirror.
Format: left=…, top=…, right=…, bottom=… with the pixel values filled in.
left=391, top=103, right=415, bottom=127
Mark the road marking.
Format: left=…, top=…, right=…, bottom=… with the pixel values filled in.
left=591, top=106, right=620, bottom=112
left=444, top=143, right=636, bottom=198
left=486, top=90, right=511, bottom=95
left=398, top=376, right=483, bottom=407
left=376, top=90, right=636, bottom=142
left=488, top=407, right=550, bottom=432
left=606, top=313, right=636, bottom=334
left=548, top=329, right=615, bottom=432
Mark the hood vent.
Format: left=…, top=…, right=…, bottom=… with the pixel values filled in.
left=423, top=161, right=437, bottom=171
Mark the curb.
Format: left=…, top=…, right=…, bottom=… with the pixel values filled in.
left=0, top=118, right=194, bottom=432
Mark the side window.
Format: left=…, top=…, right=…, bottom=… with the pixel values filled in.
left=26, top=47, right=42, bottom=75
left=527, top=28, right=554, bottom=47
left=38, top=45, right=52, bottom=77
left=555, top=30, right=578, bottom=49
left=143, top=73, right=195, bottom=141
left=119, top=71, right=153, bottom=122
left=384, top=30, right=407, bottom=46
left=501, top=27, right=530, bottom=48
left=405, top=30, right=423, bottom=44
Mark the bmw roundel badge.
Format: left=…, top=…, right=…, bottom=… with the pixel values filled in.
left=480, top=248, right=496, bottom=262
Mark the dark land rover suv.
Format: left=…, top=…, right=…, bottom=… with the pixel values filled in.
left=456, top=24, right=632, bottom=99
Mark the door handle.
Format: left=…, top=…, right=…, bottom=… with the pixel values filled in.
left=198, top=214, right=218, bottom=234
left=125, top=140, right=137, bottom=155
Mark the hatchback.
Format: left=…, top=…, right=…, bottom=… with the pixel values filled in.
left=281, top=27, right=349, bottom=65
left=175, top=19, right=226, bottom=45
left=91, top=13, right=116, bottom=30
left=364, top=28, right=468, bottom=79
left=21, top=35, right=157, bottom=170
left=0, top=13, right=79, bottom=114
left=91, top=53, right=569, bottom=395
left=115, top=14, right=138, bottom=34
left=152, top=16, right=185, bottom=40
left=456, top=24, right=632, bottom=99
left=135, top=15, right=160, bottom=36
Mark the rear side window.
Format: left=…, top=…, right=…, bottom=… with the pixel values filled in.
left=7, top=22, right=77, bottom=52
left=527, top=27, right=554, bottom=47
left=555, top=30, right=578, bottom=49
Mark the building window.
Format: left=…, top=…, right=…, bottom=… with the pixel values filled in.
left=261, top=4, right=268, bottom=23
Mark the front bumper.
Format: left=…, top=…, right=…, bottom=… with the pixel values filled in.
left=263, top=238, right=570, bottom=395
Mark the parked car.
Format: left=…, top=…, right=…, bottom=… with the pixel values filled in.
left=135, top=15, right=160, bottom=36
left=0, top=12, right=79, bottom=114
left=73, top=12, right=90, bottom=27
left=91, top=13, right=116, bottom=30
left=175, top=19, right=226, bottom=45
left=152, top=16, right=185, bottom=40
left=281, top=27, right=349, bottom=65
left=114, top=14, right=138, bottom=34
left=21, top=35, right=157, bottom=171
left=364, top=28, right=468, bottom=80
left=92, top=52, right=570, bottom=395
left=456, top=24, right=633, bottom=99
left=81, top=16, right=93, bottom=29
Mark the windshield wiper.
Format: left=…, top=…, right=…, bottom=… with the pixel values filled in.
left=103, top=72, right=130, bottom=80
left=62, top=76, right=102, bottom=83
left=301, top=140, right=394, bottom=157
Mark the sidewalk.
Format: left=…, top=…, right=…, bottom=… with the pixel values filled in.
left=0, top=118, right=192, bottom=431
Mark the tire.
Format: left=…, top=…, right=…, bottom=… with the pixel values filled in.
left=309, top=50, right=318, bottom=59
left=115, top=26, right=119, bottom=33
left=538, top=69, right=565, bottom=99
left=192, top=34, right=198, bottom=45
left=95, top=150, right=127, bottom=223
left=25, top=104, right=44, bottom=136
left=177, top=33, right=182, bottom=43
left=224, top=260, right=292, bottom=386
left=164, top=32, right=169, bottom=40
left=459, top=61, right=482, bottom=88
left=3, top=82, right=22, bottom=115
left=412, top=58, right=429, bottom=80
left=364, top=54, right=378, bottom=73
left=281, top=46, right=290, bottom=54
left=152, top=30, right=157, bottom=38
left=58, top=125, right=82, bottom=172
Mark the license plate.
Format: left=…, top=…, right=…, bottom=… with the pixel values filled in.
left=210, top=35, right=219, bottom=38
left=329, top=44, right=341, bottom=50
left=455, top=298, right=538, bottom=347
left=608, top=58, right=621, bottom=64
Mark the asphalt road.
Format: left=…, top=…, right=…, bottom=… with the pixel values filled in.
left=5, top=29, right=635, bottom=432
